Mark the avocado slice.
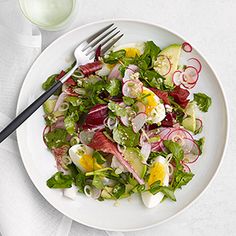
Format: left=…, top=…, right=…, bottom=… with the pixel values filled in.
left=182, top=102, right=196, bottom=132
left=123, top=147, right=147, bottom=179
left=43, top=99, right=56, bottom=114
left=158, top=44, right=182, bottom=86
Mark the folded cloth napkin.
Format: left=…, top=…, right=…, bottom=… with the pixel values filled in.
left=0, top=1, right=125, bottom=236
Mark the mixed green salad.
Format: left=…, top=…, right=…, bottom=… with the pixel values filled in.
left=42, top=41, right=211, bottom=208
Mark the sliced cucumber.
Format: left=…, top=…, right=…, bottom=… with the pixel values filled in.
left=158, top=44, right=182, bottom=86
left=123, top=147, right=147, bottom=179
left=182, top=102, right=196, bottom=132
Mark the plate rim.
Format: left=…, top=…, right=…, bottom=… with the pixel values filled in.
left=16, top=18, right=229, bottom=232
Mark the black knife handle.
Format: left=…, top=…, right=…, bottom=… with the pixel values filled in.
left=0, top=80, right=63, bottom=143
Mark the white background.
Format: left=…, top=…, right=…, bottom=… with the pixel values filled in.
left=2, top=0, right=236, bottom=235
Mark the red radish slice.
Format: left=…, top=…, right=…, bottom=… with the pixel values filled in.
left=135, top=101, right=146, bottom=113
left=182, top=66, right=199, bottom=84
left=172, top=70, right=183, bottom=86
left=154, top=55, right=172, bottom=76
left=122, top=64, right=139, bottom=83
left=132, top=112, right=147, bottom=133
left=182, top=42, right=193, bottom=53
left=182, top=81, right=196, bottom=89
left=122, top=80, right=143, bottom=98
left=167, top=128, right=193, bottom=143
left=181, top=162, right=191, bottom=172
left=141, top=142, right=152, bottom=162
left=187, top=58, right=202, bottom=73
left=120, top=115, right=130, bottom=127
left=181, top=138, right=200, bottom=163
left=195, top=118, right=203, bottom=133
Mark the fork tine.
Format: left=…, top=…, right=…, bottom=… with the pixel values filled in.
left=85, top=23, right=114, bottom=44
left=83, top=27, right=117, bottom=51
left=85, top=30, right=120, bottom=56
left=88, top=34, right=124, bottom=60
left=101, top=34, right=124, bottom=55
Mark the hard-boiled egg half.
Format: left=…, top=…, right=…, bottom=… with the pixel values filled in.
left=140, top=87, right=166, bottom=124
left=69, top=144, right=101, bottom=172
left=113, top=42, right=145, bottom=58
left=141, top=156, right=169, bottom=208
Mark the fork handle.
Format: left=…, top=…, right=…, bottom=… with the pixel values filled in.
left=0, top=80, right=63, bottom=143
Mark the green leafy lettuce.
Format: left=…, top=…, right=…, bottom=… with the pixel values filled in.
left=47, top=172, right=73, bottom=188
left=194, top=93, right=212, bottom=112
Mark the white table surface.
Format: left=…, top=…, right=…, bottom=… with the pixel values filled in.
left=19, top=0, right=236, bottom=235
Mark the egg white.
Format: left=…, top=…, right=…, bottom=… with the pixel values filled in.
left=69, top=144, right=94, bottom=172
left=141, top=87, right=166, bottom=124
left=141, top=156, right=169, bottom=208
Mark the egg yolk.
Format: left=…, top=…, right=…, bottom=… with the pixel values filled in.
left=79, top=154, right=102, bottom=172
left=124, top=48, right=141, bottom=58
left=148, top=162, right=166, bottom=186
left=141, top=90, right=158, bottom=115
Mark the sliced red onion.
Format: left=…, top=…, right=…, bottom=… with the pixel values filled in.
left=122, top=64, right=139, bottom=83
left=132, top=112, right=147, bottom=133
left=154, top=55, right=172, bottom=76
left=187, top=57, right=202, bottom=73
left=122, top=80, right=143, bottom=98
left=141, top=142, right=151, bottom=162
left=172, top=70, right=183, bottom=86
left=135, top=101, right=146, bottom=113
left=182, top=66, right=199, bottom=84
left=168, top=162, right=175, bottom=176
left=104, top=117, right=118, bottom=130
left=181, top=138, right=200, bottom=163
left=51, top=116, right=65, bottom=131
left=182, top=42, right=193, bottom=53
left=53, top=92, right=67, bottom=112
left=108, top=64, right=122, bottom=80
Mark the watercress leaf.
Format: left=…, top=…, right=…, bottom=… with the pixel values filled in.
left=93, top=151, right=106, bottom=164
left=108, top=101, right=126, bottom=117
left=112, top=183, right=126, bottom=199
left=104, top=50, right=126, bottom=64
left=173, top=170, right=194, bottom=190
left=113, top=124, right=140, bottom=147
left=74, top=170, right=86, bottom=193
left=163, top=140, right=184, bottom=161
left=123, top=96, right=135, bottom=105
left=65, top=96, right=81, bottom=106
left=67, top=163, right=79, bottom=178
left=42, top=74, right=58, bottom=90
left=140, top=70, right=165, bottom=89
left=47, top=172, right=73, bottom=188
left=106, top=79, right=122, bottom=96
left=44, top=128, right=68, bottom=149
left=195, top=137, right=205, bottom=154
left=194, top=93, right=212, bottom=112
left=92, top=175, right=104, bottom=189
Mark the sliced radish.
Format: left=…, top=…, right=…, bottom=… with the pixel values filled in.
left=182, top=66, right=199, bottom=84
left=108, top=64, right=122, bottom=80
left=182, top=81, right=196, bottom=89
left=181, top=138, right=200, bottom=163
left=132, top=112, right=147, bottom=133
left=135, top=101, right=146, bottom=113
left=187, top=58, right=202, bottom=73
left=182, top=42, right=193, bottom=53
left=120, top=115, right=130, bottom=127
left=181, top=162, right=191, bottom=173
left=122, top=80, right=143, bottom=98
left=172, top=70, right=183, bottom=86
left=195, top=118, right=203, bottom=133
left=122, top=64, right=139, bottom=83
left=167, top=128, right=193, bottom=144
left=141, top=142, right=151, bottom=162
left=154, top=55, right=172, bottom=76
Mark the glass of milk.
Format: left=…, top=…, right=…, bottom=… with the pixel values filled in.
left=19, top=0, right=78, bottom=31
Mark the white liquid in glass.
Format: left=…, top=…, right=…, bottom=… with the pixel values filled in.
left=19, top=0, right=76, bottom=30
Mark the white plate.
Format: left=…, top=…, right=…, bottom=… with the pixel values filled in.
left=16, top=19, right=229, bottom=231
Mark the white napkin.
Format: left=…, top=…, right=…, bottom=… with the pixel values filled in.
left=0, top=1, right=125, bottom=236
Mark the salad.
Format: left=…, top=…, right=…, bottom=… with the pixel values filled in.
left=42, top=41, right=212, bottom=208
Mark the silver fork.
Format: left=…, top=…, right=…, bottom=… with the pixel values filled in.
left=0, top=24, right=124, bottom=143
